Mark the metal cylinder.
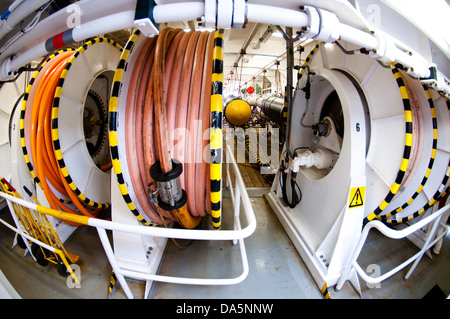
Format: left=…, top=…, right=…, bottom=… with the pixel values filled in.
left=223, top=96, right=252, bottom=126
left=248, top=95, right=285, bottom=124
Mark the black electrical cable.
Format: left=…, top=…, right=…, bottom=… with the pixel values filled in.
left=279, top=158, right=302, bottom=208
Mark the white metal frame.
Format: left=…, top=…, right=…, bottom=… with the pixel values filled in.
left=336, top=203, right=450, bottom=291
left=0, top=145, right=257, bottom=298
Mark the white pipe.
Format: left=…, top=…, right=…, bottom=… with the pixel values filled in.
left=354, top=224, right=448, bottom=284
left=232, top=183, right=241, bottom=246
left=246, top=3, right=309, bottom=29
left=116, top=236, right=249, bottom=286
left=403, top=219, right=446, bottom=280
left=153, top=1, right=205, bottom=23
left=0, top=0, right=25, bottom=20
left=0, top=0, right=136, bottom=81
left=8, top=0, right=25, bottom=12
left=0, top=0, right=444, bottom=93
left=71, top=11, right=135, bottom=41
left=337, top=23, right=377, bottom=50
left=96, top=227, right=134, bottom=299
left=297, top=0, right=371, bottom=32
left=0, top=0, right=50, bottom=39
left=0, top=186, right=256, bottom=241
left=6, top=10, right=134, bottom=79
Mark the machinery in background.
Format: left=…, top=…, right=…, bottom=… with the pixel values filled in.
left=265, top=2, right=450, bottom=294
left=0, top=0, right=448, bottom=299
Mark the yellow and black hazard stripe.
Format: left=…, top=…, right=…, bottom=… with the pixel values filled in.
left=108, top=30, right=156, bottom=227
left=321, top=282, right=331, bottom=299
left=298, top=42, right=322, bottom=81
left=244, top=123, right=263, bottom=167
left=20, top=48, right=74, bottom=188
left=108, top=270, right=118, bottom=298
left=284, top=42, right=322, bottom=128
left=386, top=186, right=449, bottom=225
left=364, top=67, right=413, bottom=225
left=210, top=29, right=224, bottom=230
left=52, top=38, right=121, bottom=209
left=386, top=96, right=450, bottom=225
left=381, top=84, right=438, bottom=221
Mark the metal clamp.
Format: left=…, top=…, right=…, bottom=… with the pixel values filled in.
left=149, top=160, right=187, bottom=211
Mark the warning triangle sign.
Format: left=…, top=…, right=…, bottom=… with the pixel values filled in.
left=349, top=187, right=365, bottom=208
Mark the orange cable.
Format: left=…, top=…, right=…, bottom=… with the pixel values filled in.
left=29, top=52, right=102, bottom=225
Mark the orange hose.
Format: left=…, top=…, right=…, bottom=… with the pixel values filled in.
left=28, top=52, right=102, bottom=225
left=118, top=28, right=214, bottom=227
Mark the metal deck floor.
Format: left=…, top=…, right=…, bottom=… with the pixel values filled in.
left=0, top=194, right=449, bottom=299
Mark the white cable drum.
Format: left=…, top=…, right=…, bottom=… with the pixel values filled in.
left=289, top=67, right=367, bottom=250
left=53, top=39, right=121, bottom=207
left=9, top=93, right=36, bottom=201
left=381, top=74, right=449, bottom=221
left=295, top=41, right=405, bottom=217
left=0, top=72, right=27, bottom=182
left=292, top=40, right=450, bottom=223
left=109, top=32, right=150, bottom=220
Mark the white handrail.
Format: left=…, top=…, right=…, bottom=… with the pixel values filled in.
left=0, top=145, right=257, bottom=298
left=336, top=203, right=450, bottom=291
left=0, top=149, right=257, bottom=240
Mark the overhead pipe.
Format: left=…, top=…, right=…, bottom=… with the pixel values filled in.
left=0, top=0, right=136, bottom=81
left=0, top=0, right=25, bottom=20
left=3, top=10, right=135, bottom=80
left=0, top=0, right=448, bottom=96
left=0, top=0, right=50, bottom=40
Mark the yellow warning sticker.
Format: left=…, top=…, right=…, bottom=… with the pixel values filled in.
left=349, top=187, right=365, bottom=208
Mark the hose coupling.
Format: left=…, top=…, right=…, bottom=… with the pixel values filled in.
left=149, top=159, right=187, bottom=211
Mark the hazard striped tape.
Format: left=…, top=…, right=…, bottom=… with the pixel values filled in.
left=381, top=84, right=438, bottom=221
left=52, top=38, right=121, bottom=209
left=321, top=282, right=331, bottom=299
left=385, top=95, right=450, bottom=225
left=364, top=67, right=413, bottom=224
left=108, top=30, right=157, bottom=227
left=20, top=49, right=74, bottom=188
left=210, top=29, right=224, bottom=230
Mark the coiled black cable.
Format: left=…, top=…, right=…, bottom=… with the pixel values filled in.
left=279, top=159, right=302, bottom=208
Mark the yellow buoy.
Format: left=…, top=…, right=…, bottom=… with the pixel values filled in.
left=224, top=98, right=252, bottom=126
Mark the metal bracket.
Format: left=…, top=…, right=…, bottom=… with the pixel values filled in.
left=134, top=0, right=159, bottom=37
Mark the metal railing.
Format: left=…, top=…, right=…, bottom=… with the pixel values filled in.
left=336, top=203, right=450, bottom=291
left=0, top=144, right=257, bottom=298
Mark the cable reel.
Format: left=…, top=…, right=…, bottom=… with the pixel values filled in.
left=109, top=28, right=218, bottom=229
left=20, top=38, right=122, bottom=220
left=283, top=40, right=450, bottom=229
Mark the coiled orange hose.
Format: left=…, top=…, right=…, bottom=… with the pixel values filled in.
left=28, top=52, right=102, bottom=225
left=122, top=28, right=213, bottom=227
